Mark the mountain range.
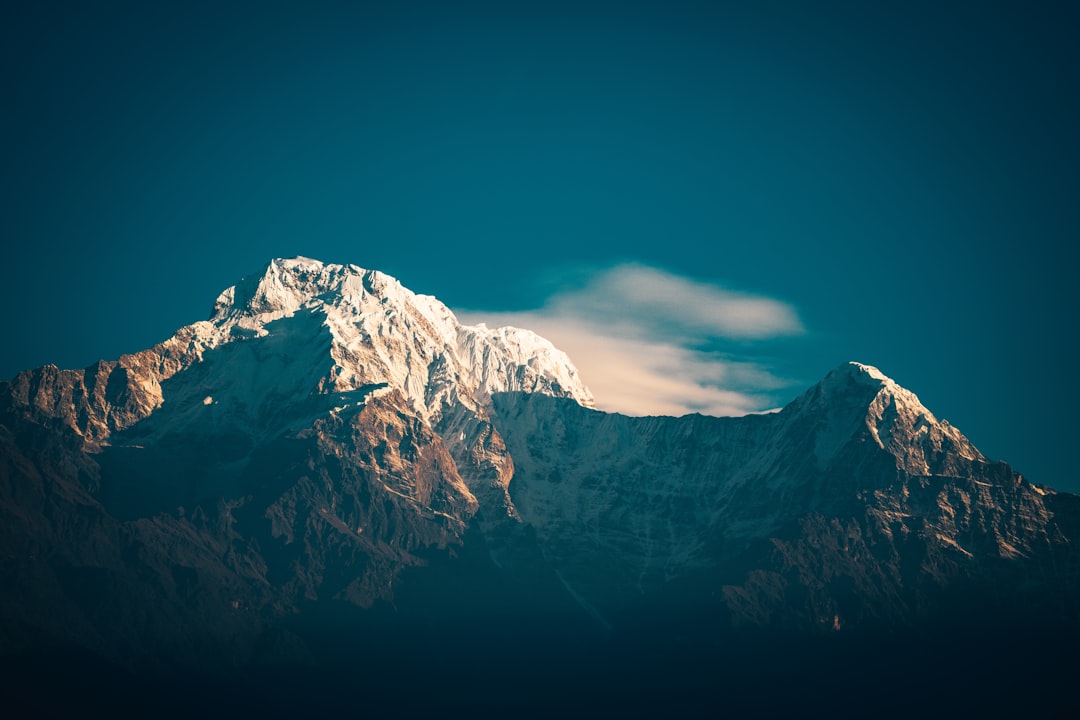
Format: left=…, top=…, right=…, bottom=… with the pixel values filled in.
left=3, top=257, right=1077, bottom=716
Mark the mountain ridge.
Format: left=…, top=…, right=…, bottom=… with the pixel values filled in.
left=2, top=257, right=1078, bottom=714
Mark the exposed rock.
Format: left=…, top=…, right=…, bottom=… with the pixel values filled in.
left=1, top=260, right=1078, bottom=714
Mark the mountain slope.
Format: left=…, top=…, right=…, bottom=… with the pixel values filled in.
left=490, top=362, right=1077, bottom=632
left=2, top=258, right=1078, bottom=714
left=1, top=257, right=600, bottom=665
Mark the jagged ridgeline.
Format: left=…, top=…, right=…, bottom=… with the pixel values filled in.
left=2, top=257, right=1078, bottom=715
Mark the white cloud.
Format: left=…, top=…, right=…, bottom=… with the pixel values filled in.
left=457, top=264, right=804, bottom=418
left=549, top=264, right=803, bottom=341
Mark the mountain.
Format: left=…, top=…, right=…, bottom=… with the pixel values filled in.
left=493, top=362, right=1077, bottom=631
left=2, top=257, right=1078, bottom=716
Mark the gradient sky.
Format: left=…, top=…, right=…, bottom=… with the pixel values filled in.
left=4, top=1, right=1079, bottom=491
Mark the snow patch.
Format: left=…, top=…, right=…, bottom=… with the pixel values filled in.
left=849, top=361, right=890, bottom=382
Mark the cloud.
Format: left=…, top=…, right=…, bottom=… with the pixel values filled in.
left=457, top=264, right=804, bottom=418
left=548, top=264, right=803, bottom=341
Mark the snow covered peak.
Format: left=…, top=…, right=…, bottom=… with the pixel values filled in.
left=211, top=257, right=375, bottom=320
left=823, top=361, right=891, bottom=388
left=812, top=362, right=922, bottom=409
left=834, top=362, right=937, bottom=415
left=792, top=362, right=984, bottom=474
left=845, top=361, right=889, bottom=383
left=190, top=257, right=594, bottom=423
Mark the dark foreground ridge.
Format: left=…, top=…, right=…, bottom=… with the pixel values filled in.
left=6, top=555, right=1078, bottom=719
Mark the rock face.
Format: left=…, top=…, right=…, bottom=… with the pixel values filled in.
left=2, top=258, right=1078, bottom=714
left=492, top=362, right=1076, bottom=634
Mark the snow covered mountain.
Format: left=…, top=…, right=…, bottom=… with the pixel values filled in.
left=10, top=256, right=590, bottom=443
left=2, top=257, right=1078, bottom=715
left=493, top=360, right=1072, bottom=631
left=7, top=257, right=592, bottom=520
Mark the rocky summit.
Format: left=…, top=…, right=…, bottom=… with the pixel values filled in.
left=2, top=258, right=1078, bottom=716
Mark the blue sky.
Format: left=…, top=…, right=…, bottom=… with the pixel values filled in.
left=4, top=1, right=1079, bottom=491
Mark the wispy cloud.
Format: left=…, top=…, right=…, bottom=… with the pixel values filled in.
left=457, top=263, right=804, bottom=417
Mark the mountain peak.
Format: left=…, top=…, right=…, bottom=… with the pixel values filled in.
left=823, top=361, right=891, bottom=387
left=211, top=257, right=377, bottom=320
left=813, top=361, right=921, bottom=407
left=791, top=361, right=984, bottom=474
left=844, top=360, right=889, bottom=382
left=188, top=257, right=593, bottom=425
left=6, top=257, right=594, bottom=450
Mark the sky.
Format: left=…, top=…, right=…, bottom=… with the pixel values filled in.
left=3, top=1, right=1079, bottom=491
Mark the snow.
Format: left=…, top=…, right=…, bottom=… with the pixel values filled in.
left=848, top=361, right=889, bottom=382
left=113, top=257, right=594, bottom=451
left=792, top=361, right=985, bottom=474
